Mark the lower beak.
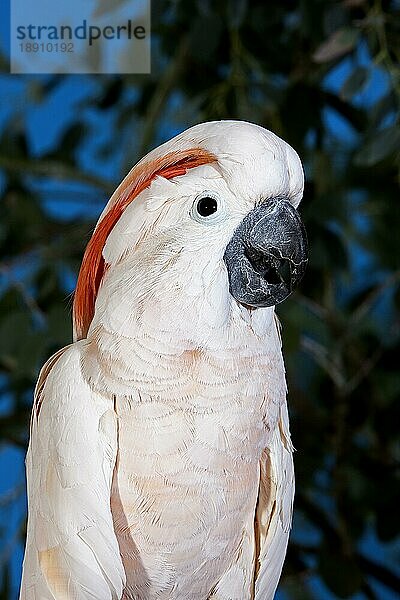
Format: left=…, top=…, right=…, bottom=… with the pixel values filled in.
left=223, top=198, right=308, bottom=308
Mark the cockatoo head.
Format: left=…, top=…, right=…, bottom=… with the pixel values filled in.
left=73, top=121, right=308, bottom=345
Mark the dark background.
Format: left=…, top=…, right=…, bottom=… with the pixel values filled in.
left=0, top=1, right=399, bottom=598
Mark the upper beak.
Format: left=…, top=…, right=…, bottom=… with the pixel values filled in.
left=223, top=197, right=308, bottom=308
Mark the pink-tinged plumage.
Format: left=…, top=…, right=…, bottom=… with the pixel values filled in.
left=20, top=120, right=304, bottom=600
left=74, top=148, right=216, bottom=341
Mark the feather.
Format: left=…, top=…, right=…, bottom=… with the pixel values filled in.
left=254, top=401, right=295, bottom=600
left=73, top=148, right=216, bottom=341
left=19, top=342, right=125, bottom=599
left=22, top=120, right=305, bottom=599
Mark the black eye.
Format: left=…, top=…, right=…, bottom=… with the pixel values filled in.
left=196, top=196, right=218, bottom=217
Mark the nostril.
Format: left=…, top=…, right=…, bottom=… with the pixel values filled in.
left=277, top=260, right=291, bottom=286
left=263, top=265, right=281, bottom=285
left=244, top=247, right=266, bottom=276
left=245, top=246, right=291, bottom=286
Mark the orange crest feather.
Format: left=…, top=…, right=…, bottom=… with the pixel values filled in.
left=73, top=148, right=217, bottom=340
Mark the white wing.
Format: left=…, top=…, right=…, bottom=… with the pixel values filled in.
left=254, top=401, right=295, bottom=600
left=19, top=341, right=125, bottom=600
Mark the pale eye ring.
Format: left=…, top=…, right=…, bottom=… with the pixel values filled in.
left=190, top=191, right=223, bottom=223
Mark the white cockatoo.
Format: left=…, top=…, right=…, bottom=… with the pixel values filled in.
left=20, top=120, right=308, bottom=600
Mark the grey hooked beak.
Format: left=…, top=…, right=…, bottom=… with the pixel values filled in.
left=223, top=198, right=308, bottom=308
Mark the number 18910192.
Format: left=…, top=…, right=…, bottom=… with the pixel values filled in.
left=19, top=42, right=74, bottom=53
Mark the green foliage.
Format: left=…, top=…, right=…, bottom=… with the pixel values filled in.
left=0, top=0, right=399, bottom=597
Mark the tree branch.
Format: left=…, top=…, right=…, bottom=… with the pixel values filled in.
left=137, top=36, right=189, bottom=158
left=296, top=494, right=400, bottom=593
left=0, top=156, right=114, bottom=194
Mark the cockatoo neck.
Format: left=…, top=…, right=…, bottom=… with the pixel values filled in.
left=81, top=249, right=279, bottom=396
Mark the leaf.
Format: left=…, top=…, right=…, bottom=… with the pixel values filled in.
left=97, top=78, right=124, bottom=110
left=318, top=543, right=363, bottom=597
left=227, top=0, right=248, bottom=29
left=47, top=304, right=72, bottom=346
left=0, top=312, right=32, bottom=358
left=189, top=15, right=222, bottom=62
left=313, top=28, right=359, bottom=63
left=281, top=578, right=315, bottom=600
left=354, top=125, right=400, bottom=166
left=340, top=66, right=369, bottom=100
left=43, top=123, right=86, bottom=166
left=313, top=151, right=334, bottom=196
left=14, top=332, right=47, bottom=378
left=311, top=228, right=348, bottom=271
left=0, top=563, right=10, bottom=600
left=0, top=311, right=38, bottom=375
left=370, top=91, right=396, bottom=127
left=0, top=125, right=29, bottom=159
left=93, top=0, right=132, bottom=18
left=376, top=498, right=400, bottom=541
